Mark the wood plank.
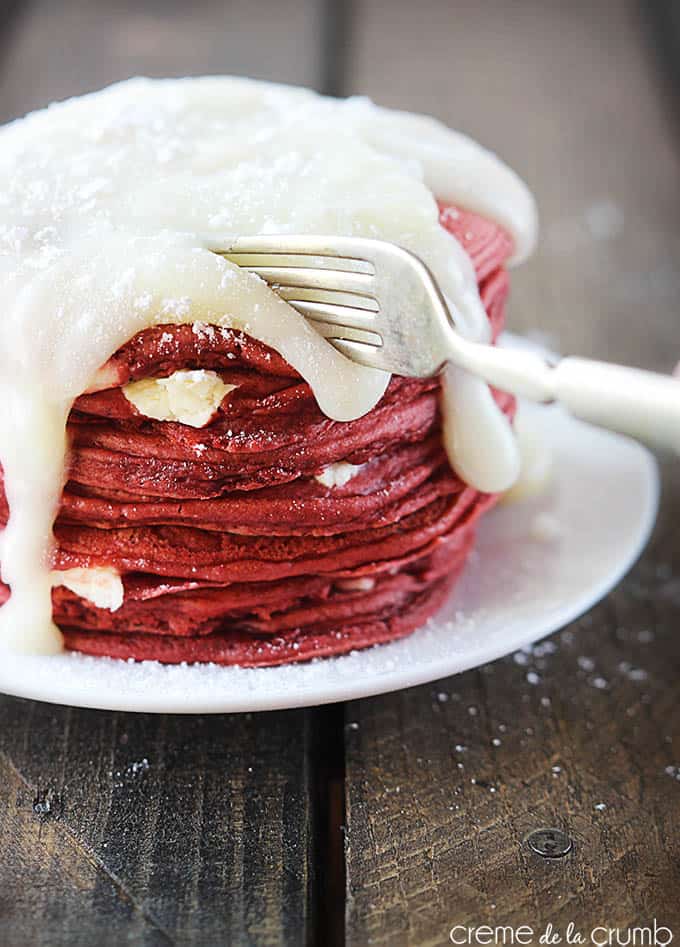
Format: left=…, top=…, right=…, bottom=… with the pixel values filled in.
left=0, top=0, right=322, bottom=123
left=345, top=539, right=680, bottom=942
left=0, top=697, right=317, bottom=945
left=345, top=0, right=680, bottom=941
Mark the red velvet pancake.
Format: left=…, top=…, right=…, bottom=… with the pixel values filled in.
left=0, top=204, right=515, bottom=666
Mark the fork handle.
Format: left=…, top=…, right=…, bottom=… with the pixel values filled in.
left=553, top=357, right=680, bottom=451
left=452, top=340, right=680, bottom=451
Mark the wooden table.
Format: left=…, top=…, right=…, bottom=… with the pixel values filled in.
left=0, top=2, right=679, bottom=943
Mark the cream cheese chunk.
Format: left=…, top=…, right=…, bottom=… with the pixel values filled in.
left=123, top=369, right=236, bottom=427
left=52, top=566, right=124, bottom=612
left=0, top=76, right=537, bottom=654
left=315, top=462, right=365, bottom=488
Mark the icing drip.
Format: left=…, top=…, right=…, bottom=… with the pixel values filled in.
left=0, top=76, right=536, bottom=654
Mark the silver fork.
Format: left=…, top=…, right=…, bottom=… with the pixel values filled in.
left=210, top=235, right=680, bottom=451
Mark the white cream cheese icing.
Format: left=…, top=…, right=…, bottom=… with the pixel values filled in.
left=0, top=76, right=536, bottom=654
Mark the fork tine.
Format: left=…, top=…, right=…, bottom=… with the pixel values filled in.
left=225, top=252, right=374, bottom=275
left=304, top=318, right=382, bottom=347
left=275, top=285, right=379, bottom=312
left=236, top=265, right=376, bottom=298
left=290, top=300, right=379, bottom=330
left=330, top=338, right=390, bottom=372
left=219, top=234, right=377, bottom=260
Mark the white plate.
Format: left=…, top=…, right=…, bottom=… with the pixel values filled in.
left=0, top=399, right=658, bottom=713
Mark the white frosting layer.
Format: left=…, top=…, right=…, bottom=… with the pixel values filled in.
left=0, top=76, right=536, bottom=654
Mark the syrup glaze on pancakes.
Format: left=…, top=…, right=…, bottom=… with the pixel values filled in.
left=0, top=77, right=536, bottom=655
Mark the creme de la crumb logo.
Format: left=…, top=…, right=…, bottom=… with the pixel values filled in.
left=449, top=921, right=673, bottom=947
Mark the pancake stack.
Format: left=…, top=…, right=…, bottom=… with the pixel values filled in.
left=0, top=205, right=515, bottom=666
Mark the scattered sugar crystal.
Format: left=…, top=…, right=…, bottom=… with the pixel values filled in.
left=491, top=737, right=501, bottom=747
left=110, top=267, right=137, bottom=299
left=578, top=656, right=595, bottom=672
left=594, top=802, right=607, bottom=811
left=618, top=661, right=647, bottom=682
left=160, top=296, right=191, bottom=318
left=440, top=206, right=460, bottom=222
left=532, top=640, right=557, bottom=657
left=133, top=292, right=153, bottom=311
left=125, top=758, right=149, bottom=777
left=592, top=676, right=608, bottom=690
left=192, top=321, right=217, bottom=340
left=526, top=671, right=541, bottom=685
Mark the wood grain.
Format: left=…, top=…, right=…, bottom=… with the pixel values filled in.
left=345, top=1, right=680, bottom=942
left=0, top=698, right=317, bottom=945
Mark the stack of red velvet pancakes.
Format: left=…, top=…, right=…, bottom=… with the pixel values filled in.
left=0, top=205, right=515, bottom=666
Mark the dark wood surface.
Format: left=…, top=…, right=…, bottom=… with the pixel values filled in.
left=0, top=703, right=320, bottom=945
left=0, top=2, right=679, bottom=945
